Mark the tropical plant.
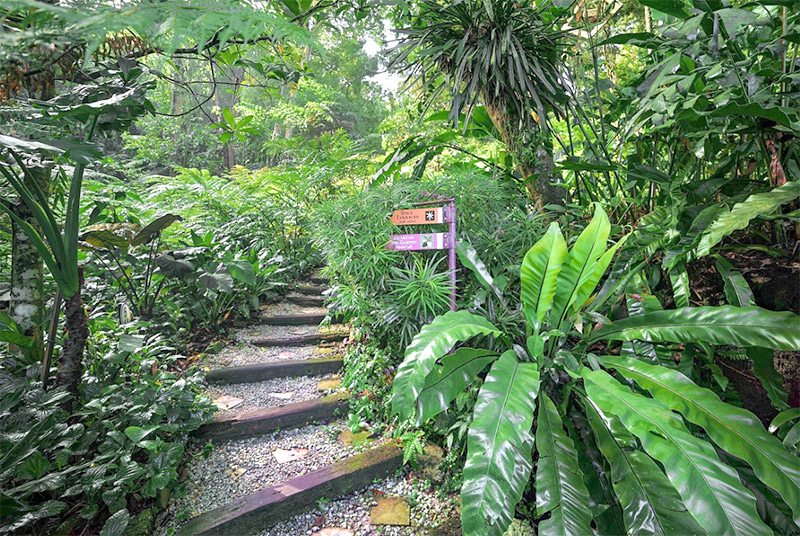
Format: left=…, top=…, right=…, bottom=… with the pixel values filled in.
left=389, top=0, right=571, bottom=206
left=391, top=205, right=800, bottom=536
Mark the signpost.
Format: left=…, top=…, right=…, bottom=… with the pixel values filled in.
left=388, top=195, right=457, bottom=311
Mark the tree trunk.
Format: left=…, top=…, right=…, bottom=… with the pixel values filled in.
left=56, top=286, right=89, bottom=405
left=9, top=163, right=50, bottom=360
left=483, top=98, right=567, bottom=209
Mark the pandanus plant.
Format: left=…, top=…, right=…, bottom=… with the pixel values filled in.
left=391, top=205, right=800, bottom=536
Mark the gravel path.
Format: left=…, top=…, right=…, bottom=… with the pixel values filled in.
left=199, top=343, right=325, bottom=368
left=234, top=322, right=345, bottom=343
left=206, top=373, right=341, bottom=415
left=164, top=422, right=366, bottom=534
left=257, top=475, right=462, bottom=536
left=261, top=301, right=329, bottom=316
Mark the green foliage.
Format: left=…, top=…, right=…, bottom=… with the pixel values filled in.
left=391, top=205, right=800, bottom=536
left=0, top=329, right=213, bottom=534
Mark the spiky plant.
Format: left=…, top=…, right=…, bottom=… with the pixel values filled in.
left=390, top=0, right=569, bottom=207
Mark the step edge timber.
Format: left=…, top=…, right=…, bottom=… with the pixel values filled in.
left=309, top=275, right=328, bottom=285
left=250, top=331, right=348, bottom=347
left=205, top=357, right=344, bottom=385
left=259, top=313, right=327, bottom=326
left=177, top=442, right=403, bottom=536
left=286, top=295, right=325, bottom=306
left=199, top=392, right=350, bottom=441
left=295, top=283, right=328, bottom=295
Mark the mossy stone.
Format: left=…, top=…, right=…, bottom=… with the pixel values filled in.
left=124, top=509, right=154, bottom=536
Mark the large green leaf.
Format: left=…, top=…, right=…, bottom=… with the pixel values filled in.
left=583, top=398, right=705, bottom=536
left=696, top=182, right=800, bottom=258
left=590, top=305, right=800, bottom=351
left=602, top=355, right=800, bottom=525
left=415, top=348, right=498, bottom=425
left=520, top=222, right=567, bottom=328
left=392, top=311, right=503, bottom=420
left=461, top=352, right=538, bottom=536
left=583, top=369, right=772, bottom=536
left=551, top=205, right=610, bottom=332
left=100, top=508, right=130, bottom=536
left=535, top=393, right=593, bottom=536
left=571, top=234, right=628, bottom=313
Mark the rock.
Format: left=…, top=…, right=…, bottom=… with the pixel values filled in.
left=124, top=509, right=154, bottom=536
left=369, top=496, right=410, bottom=526
left=212, top=394, right=244, bottom=411
left=273, top=447, right=310, bottom=463
left=269, top=392, right=295, bottom=400
left=418, top=443, right=445, bottom=481
left=431, top=514, right=461, bottom=535
left=317, top=379, right=342, bottom=392
left=338, top=430, right=375, bottom=447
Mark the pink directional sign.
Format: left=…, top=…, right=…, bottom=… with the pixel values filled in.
left=388, top=232, right=448, bottom=251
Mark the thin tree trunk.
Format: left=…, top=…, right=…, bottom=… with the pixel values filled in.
left=9, top=155, right=51, bottom=361
left=56, top=285, right=89, bottom=405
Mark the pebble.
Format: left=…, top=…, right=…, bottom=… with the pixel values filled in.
left=206, top=373, right=340, bottom=414
left=261, top=302, right=329, bottom=317
left=201, top=343, right=320, bottom=368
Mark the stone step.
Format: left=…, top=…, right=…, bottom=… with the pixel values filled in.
left=200, top=393, right=350, bottom=442
left=296, top=283, right=328, bottom=295
left=206, top=358, right=343, bottom=385
left=287, top=295, right=325, bottom=307
left=176, top=442, right=403, bottom=536
left=250, top=331, right=348, bottom=347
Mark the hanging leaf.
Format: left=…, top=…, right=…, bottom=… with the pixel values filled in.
left=391, top=311, right=503, bottom=420
left=695, top=182, right=800, bottom=258
left=714, top=256, right=755, bottom=307
left=131, top=214, right=183, bottom=246
left=461, top=352, right=538, bottom=536
left=584, top=368, right=772, bottom=536
left=602, top=355, right=800, bottom=525
left=590, top=305, right=800, bottom=351
left=457, top=241, right=505, bottom=303
left=535, top=393, right=593, bottom=536
left=415, top=348, right=498, bottom=425
left=668, top=262, right=690, bottom=308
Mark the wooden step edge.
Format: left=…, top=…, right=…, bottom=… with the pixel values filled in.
left=205, top=357, right=344, bottom=385
left=286, top=295, right=325, bottom=306
left=250, top=331, right=348, bottom=348
left=296, top=283, right=328, bottom=295
left=199, top=392, right=350, bottom=442
left=259, top=313, right=327, bottom=326
left=309, top=276, right=328, bottom=285
left=177, top=442, right=403, bottom=536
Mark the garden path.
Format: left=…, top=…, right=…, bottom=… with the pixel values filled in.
left=159, top=277, right=460, bottom=536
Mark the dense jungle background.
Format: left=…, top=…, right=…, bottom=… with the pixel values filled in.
left=1, top=0, right=799, bottom=535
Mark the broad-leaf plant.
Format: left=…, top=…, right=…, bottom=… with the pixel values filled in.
left=391, top=205, right=800, bottom=536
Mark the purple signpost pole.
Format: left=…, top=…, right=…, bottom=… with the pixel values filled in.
left=447, top=198, right=457, bottom=311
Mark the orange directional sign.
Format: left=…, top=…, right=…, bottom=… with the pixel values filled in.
left=391, top=207, right=445, bottom=225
